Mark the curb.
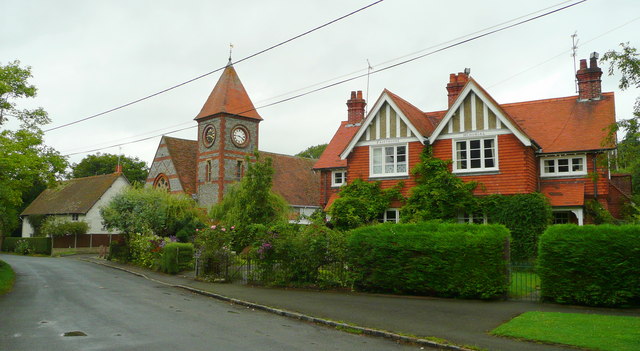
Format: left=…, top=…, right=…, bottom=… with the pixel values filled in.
left=79, top=257, right=472, bottom=351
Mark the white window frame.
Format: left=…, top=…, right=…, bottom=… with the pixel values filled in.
left=452, top=137, right=498, bottom=173
left=379, top=209, right=400, bottom=223
left=71, top=214, right=79, bottom=221
left=331, top=170, right=346, bottom=187
left=457, top=212, right=487, bottom=224
left=540, top=155, right=587, bottom=177
left=369, top=143, right=409, bottom=178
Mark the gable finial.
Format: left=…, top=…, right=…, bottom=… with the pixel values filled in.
left=228, top=43, right=234, bottom=65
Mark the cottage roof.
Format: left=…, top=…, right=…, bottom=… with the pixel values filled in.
left=501, top=93, right=616, bottom=153
left=21, top=173, right=127, bottom=216
left=540, top=181, right=585, bottom=207
left=163, top=136, right=198, bottom=195
left=195, top=64, right=263, bottom=121
left=313, top=121, right=360, bottom=170
left=264, top=152, right=320, bottom=206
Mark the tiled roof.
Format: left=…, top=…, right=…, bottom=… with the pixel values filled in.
left=164, top=136, right=198, bottom=195
left=540, top=181, right=585, bottom=207
left=501, top=93, right=616, bottom=153
left=324, top=192, right=339, bottom=211
left=264, top=152, right=320, bottom=207
left=313, top=121, right=360, bottom=169
left=21, top=173, right=126, bottom=216
left=385, top=89, right=439, bottom=136
left=195, top=64, right=263, bottom=121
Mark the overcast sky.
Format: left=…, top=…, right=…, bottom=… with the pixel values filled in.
left=3, top=0, right=639, bottom=168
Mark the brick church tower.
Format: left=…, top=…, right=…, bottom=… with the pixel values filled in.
left=194, top=62, right=263, bottom=207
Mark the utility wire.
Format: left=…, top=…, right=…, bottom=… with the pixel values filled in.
left=44, top=0, right=384, bottom=133
left=62, top=0, right=585, bottom=157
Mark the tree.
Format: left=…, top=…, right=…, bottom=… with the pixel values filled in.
left=0, top=60, right=68, bottom=247
left=401, top=147, right=477, bottom=222
left=100, top=186, right=205, bottom=242
left=295, top=144, right=327, bottom=159
left=602, top=43, right=640, bottom=195
left=329, top=178, right=401, bottom=230
left=209, top=152, right=289, bottom=251
left=71, top=153, right=148, bottom=184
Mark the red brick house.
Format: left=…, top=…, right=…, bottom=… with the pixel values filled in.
left=315, top=54, right=632, bottom=225
left=146, top=62, right=320, bottom=221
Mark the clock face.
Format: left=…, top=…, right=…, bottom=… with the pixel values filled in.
left=203, top=125, right=216, bottom=147
left=231, top=126, right=249, bottom=147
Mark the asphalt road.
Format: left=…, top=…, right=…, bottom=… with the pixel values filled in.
left=0, top=255, right=418, bottom=351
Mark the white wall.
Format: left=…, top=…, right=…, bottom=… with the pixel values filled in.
left=86, top=175, right=129, bottom=234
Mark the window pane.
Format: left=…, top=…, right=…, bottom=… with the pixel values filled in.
left=485, top=158, right=494, bottom=168
left=373, top=165, right=382, bottom=174
left=386, top=210, right=397, bottom=221
left=572, top=158, right=583, bottom=172
left=484, top=139, right=494, bottom=148
left=396, top=146, right=406, bottom=156
left=470, top=140, right=481, bottom=149
left=385, top=165, right=395, bottom=173
left=470, top=159, right=481, bottom=168
left=544, top=159, right=555, bottom=173
left=397, top=163, right=406, bottom=173
left=558, top=159, right=569, bottom=172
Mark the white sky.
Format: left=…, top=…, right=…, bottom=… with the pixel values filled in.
left=3, top=0, right=639, bottom=168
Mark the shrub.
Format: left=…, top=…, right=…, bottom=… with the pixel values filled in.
left=108, top=241, right=130, bottom=262
left=161, top=243, right=194, bottom=274
left=482, top=193, right=552, bottom=261
left=14, top=239, right=32, bottom=255
left=194, top=224, right=234, bottom=279
left=1, top=237, right=51, bottom=255
left=538, top=224, right=640, bottom=306
left=347, top=221, right=510, bottom=299
left=40, top=217, right=89, bottom=237
left=330, top=178, right=402, bottom=230
left=128, top=233, right=166, bottom=269
left=254, top=223, right=349, bottom=287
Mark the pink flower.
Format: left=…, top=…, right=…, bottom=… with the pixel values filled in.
left=195, top=228, right=199, bottom=232
left=231, top=226, right=235, bottom=230
left=211, top=225, right=217, bottom=229
left=221, top=228, right=226, bottom=232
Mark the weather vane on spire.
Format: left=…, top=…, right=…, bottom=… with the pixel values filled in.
left=228, top=43, right=234, bottom=65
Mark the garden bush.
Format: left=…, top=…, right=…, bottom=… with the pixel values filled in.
left=128, top=233, right=166, bottom=269
left=1, top=237, right=51, bottom=255
left=347, top=221, right=510, bottom=299
left=161, top=242, right=194, bottom=274
left=538, top=224, right=640, bottom=306
left=108, top=241, right=130, bottom=262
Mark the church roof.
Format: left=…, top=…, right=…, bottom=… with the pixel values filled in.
left=195, top=64, right=263, bottom=121
left=21, top=173, right=127, bottom=216
left=163, top=136, right=198, bottom=195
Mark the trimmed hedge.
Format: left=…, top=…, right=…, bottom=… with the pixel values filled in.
left=160, top=243, right=194, bottom=274
left=1, top=237, right=52, bottom=255
left=538, top=224, right=640, bottom=306
left=347, top=222, right=510, bottom=299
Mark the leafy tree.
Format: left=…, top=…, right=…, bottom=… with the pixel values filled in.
left=71, top=153, right=148, bottom=184
left=295, top=143, right=327, bottom=159
left=101, top=186, right=205, bottom=242
left=209, top=152, right=289, bottom=251
left=329, top=178, right=401, bottom=230
left=0, top=60, right=68, bottom=247
left=602, top=42, right=640, bottom=194
left=401, top=147, right=477, bottom=222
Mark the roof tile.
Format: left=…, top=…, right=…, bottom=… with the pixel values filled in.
left=540, top=181, right=585, bottom=207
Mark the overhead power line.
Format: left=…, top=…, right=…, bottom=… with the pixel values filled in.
left=44, top=0, right=385, bottom=133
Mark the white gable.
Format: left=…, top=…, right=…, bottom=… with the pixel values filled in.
left=340, top=91, right=424, bottom=159
left=429, top=80, right=532, bottom=146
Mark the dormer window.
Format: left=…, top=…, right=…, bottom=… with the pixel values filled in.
left=540, top=155, right=587, bottom=177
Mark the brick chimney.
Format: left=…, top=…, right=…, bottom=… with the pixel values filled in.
left=446, top=72, right=470, bottom=107
left=346, top=90, right=366, bottom=125
left=576, top=52, right=603, bottom=101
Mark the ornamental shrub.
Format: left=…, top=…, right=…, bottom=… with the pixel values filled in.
left=482, top=193, right=552, bottom=261
left=538, top=224, right=640, bottom=306
left=160, top=242, right=194, bottom=274
left=347, top=221, right=510, bottom=299
left=128, top=233, right=166, bottom=269
left=1, top=237, right=51, bottom=255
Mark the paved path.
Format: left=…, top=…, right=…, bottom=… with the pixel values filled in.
left=0, top=254, right=418, bottom=351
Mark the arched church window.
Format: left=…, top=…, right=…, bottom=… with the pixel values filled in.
left=153, top=174, right=170, bottom=190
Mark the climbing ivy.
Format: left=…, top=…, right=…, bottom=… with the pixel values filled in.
left=329, top=179, right=402, bottom=230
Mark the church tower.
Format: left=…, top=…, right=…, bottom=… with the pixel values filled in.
left=194, top=62, right=263, bottom=207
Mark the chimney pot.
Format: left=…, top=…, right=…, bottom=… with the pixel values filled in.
left=446, top=72, right=469, bottom=108
left=346, top=90, right=366, bottom=124
left=579, top=59, right=587, bottom=70
left=576, top=54, right=602, bottom=101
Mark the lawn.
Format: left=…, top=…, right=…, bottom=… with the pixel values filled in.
left=0, top=259, right=16, bottom=295
left=491, top=311, right=640, bottom=351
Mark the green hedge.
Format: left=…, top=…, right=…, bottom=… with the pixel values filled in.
left=108, top=241, right=130, bottom=262
left=1, top=237, right=52, bottom=255
left=347, top=222, right=510, bottom=299
left=160, top=243, right=194, bottom=274
left=538, top=224, right=640, bottom=306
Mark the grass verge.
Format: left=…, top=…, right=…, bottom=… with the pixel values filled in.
left=491, top=311, right=640, bottom=351
left=0, top=259, right=16, bottom=295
